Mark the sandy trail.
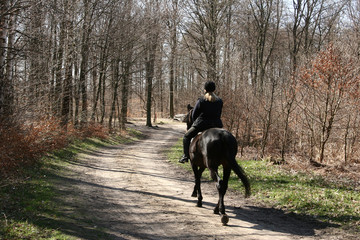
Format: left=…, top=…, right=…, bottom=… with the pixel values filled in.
left=52, top=121, right=346, bottom=240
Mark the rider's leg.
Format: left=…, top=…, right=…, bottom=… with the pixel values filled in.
left=179, top=127, right=199, bottom=163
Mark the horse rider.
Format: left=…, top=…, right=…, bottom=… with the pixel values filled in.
left=179, top=81, right=223, bottom=163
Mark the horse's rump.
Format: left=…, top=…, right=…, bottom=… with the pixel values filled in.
left=190, top=127, right=251, bottom=196
left=192, top=128, right=236, bottom=163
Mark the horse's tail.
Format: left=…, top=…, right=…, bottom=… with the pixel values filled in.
left=231, top=159, right=251, bottom=198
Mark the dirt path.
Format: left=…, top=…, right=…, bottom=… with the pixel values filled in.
left=52, top=121, right=348, bottom=240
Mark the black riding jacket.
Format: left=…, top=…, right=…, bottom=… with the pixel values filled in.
left=191, top=94, right=223, bottom=131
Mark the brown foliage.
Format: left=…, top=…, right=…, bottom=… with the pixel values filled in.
left=0, top=117, right=108, bottom=177
left=298, top=44, right=355, bottom=93
left=79, top=122, right=108, bottom=139
left=295, top=44, right=360, bottom=163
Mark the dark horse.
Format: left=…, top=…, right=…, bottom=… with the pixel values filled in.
left=183, top=104, right=251, bottom=225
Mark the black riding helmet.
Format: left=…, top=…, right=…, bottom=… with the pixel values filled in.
left=204, top=81, right=216, bottom=93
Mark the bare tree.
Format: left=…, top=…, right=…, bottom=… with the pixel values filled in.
left=79, top=0, right=98, bottom=126
left=183, top=0, right=229, bottom=85
left=298, top=45, right=356, bottom=163
left=143, top=1, right=161, bottom=127
left=61, top=0, right=76, bottom=127
left=91, top=7, right=113, bottom=123
left=118, top=0, right=137, bottom=129
left=247, top=0, right=282, bottom=93
left=287, top=0, right=347, bottom=72
left=27, top=0, right=49, bottom=115
left=166, top=0, right=180, bottom=118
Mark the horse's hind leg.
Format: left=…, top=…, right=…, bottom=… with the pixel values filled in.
left=212, top=167, right=231, bottom=215
left=209, top=167, right=221, bottom=214
left=219, top=167, right=231, bottom=215
left=191, top=165, right=205, bottom=207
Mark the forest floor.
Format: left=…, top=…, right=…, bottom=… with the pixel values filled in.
left=42, top=119, right=357, bottom=239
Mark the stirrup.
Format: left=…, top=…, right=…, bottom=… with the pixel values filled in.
left=178, top=156, right=189, bottom=163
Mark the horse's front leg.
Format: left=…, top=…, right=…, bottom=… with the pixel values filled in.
left=191, top=164, right=205, bottom=207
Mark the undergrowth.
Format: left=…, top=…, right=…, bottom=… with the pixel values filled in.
left=0, top=117, right=108, bottom=178
left=167, top=139, right=360, bottom=232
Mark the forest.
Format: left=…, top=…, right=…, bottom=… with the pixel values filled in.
left=1, top=0, right=360, bottom=177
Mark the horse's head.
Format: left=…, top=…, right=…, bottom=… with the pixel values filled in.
left=183, top=104, right=193, bottom=130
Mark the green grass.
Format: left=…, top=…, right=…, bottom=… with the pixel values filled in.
left=237, top=160, right=360, bottom=227
left=167, top=139, right=360, bottom=231
left=0, top=129, right=143, bottom=240
left=0, top=162, right=75, bottom=239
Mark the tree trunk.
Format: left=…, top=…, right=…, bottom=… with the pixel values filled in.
left=0, top=0, right=14, bottom=120
left=120, top=53, right=132, bottom=130
left=55, top=2, right=67, bottom=117
left=146, top=54, right=154, bottom=127
left=261, top=78, right=276, bottom=158
left=74, top=51, right=80, bottom=126
left=145, top=4, right=159, bottom=127
left=79, top=0, right=92, bottom=126
left=91, top=54, right=98, bottom=121
left=28, top=0, right=47, bottom=115
left=168, top=0, right=178, bottom=119
left=109, top=58, right=120, bottom=130
left=169, top=32, right=175, bottom=118
left=61, top=0, right=74, bottom=128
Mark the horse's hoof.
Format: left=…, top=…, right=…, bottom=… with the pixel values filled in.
left=221, top=214, right=229, bottom=225
left=197, top=202, right=202, bottom=207
left=191, top=192, right=197, bottom=197
left=213, top=208, right=219, bottom=214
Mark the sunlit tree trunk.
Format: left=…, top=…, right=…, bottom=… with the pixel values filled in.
left=79, top=0, right=93, bottom=126
left=144, top=1, right=160, bottom=127
left=167, top=0, right=179, bottom=119
left=109, top=58, right=120, bottom=130
left=145, top=40, right=157, bottom=127
left=120, top=49, right=133, bottom=129
left=61, top=0, right=75, bottom=127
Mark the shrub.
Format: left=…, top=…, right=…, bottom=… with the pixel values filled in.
left=0, top=117, right=108, bottom=177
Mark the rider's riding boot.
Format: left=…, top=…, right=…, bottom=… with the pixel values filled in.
left=179, top=136, right=191, bottom=163
left=178, top=155, right=189, bottom=163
